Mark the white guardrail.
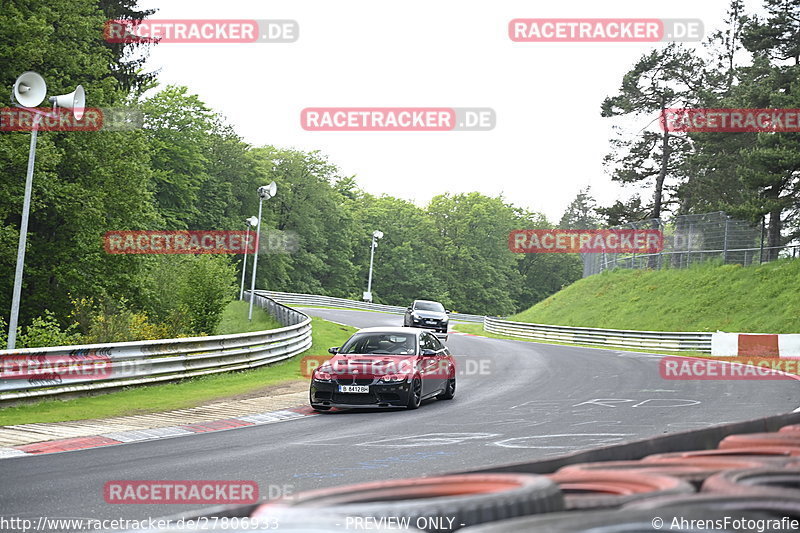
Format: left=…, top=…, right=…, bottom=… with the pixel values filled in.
left=261, top=290, right=711, bottom=352
left=0, top=293, right=311, bottom=401
left=257, top=290, right=485, bottom=323
left=484, top=316, right=712, bottom=353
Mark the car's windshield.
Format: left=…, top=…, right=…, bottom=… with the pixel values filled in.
left=339, top=333, right=416, bottom=355
left=414, top=301, right=445, bottom=312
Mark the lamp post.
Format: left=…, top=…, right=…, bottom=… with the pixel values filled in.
left=239, top=216, right=259, bottom=300
left=248, top=182, right=277, bottom=321
left=364, top=230, right=383, bottom=303
left=6, top=72, right=85, bottom=350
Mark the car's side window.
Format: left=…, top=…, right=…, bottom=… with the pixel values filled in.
left=421, top=333, right=440, bottom=353
left=419, top=334, right=432, bottom=352
left=429, top=335, right=444, bottom=351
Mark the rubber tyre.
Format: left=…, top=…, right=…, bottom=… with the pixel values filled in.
left=311, top=405, right=331, bottom=412
left=625, top=492, right=800, bottom=517
left=558, top=458, right=765, bottom=487
left=718, top=432, right=800, bottom=449
left=456, top=507, right=771, bottom=533
left=407, top=376, right=422, bottom=409
left=253, top=473, right=564, bottom=531
left=437, top=371, right=456, bottom=400
left=546, top=470, right=695, bottom=510
left=644, top=446, right=800, bottom=463
left=702, top=466, right=800, bottom=498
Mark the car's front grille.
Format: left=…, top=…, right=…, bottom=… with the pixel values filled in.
left=333, top=393, right=377, bottom=405
left=334, top=377, right=373, bottom=386
left=377, top=393, right=400, bottom=401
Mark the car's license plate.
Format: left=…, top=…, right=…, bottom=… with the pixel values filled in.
left=339, top=385, right=369, bottom=393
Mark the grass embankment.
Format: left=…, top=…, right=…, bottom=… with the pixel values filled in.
left=0, top=304, right=355, bottom=426
left=511, top=260, right=800, bottom=333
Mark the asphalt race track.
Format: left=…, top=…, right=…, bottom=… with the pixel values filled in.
left=3, top=308, right=799, bottom=523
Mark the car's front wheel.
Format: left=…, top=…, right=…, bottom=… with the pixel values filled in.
left=407, top=376, right=422, bottom=409
left=437, top=370, right=456, bottom=400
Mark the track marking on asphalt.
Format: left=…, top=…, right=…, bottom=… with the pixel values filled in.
left=357, top=433, right=501, bottom=447
left=573, top=398, right=701, bottom=408
left=492, top=433, right=633, bottom=449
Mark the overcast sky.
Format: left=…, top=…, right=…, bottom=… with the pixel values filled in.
left=136, top=0, right=757, bottom=222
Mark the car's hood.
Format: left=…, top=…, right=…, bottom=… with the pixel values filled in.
left=412, top=310, right=447, bottom=319
left=322, top=355, right=418, bottom=377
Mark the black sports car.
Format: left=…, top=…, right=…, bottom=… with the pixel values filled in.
left=309, top=327, right=456, bottom=411
left=403, top=300, right=450, bottom=333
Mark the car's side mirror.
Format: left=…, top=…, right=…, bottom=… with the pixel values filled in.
left=328, top=347, right=339, bottom=355
left=407, top=307, right=413, bottom=311
left=421, top=349, right=437, bottom=357
left=445, top=310, right=450, bottom=314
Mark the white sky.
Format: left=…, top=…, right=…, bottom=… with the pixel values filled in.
left=137, top=0, right=757, bottom=222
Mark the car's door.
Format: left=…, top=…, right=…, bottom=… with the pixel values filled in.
left=427, top=333, right=450, bottom=392
left=419, top=332, right=446, bottom=395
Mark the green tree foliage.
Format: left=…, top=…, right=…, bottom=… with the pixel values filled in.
left=601, top=44, right=706, bottom=220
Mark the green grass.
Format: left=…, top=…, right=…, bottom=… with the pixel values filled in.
left=511, top=259, right=800, bottom=333
left=0, top=316, right=356, bottom=426
left=215, top=300, right=281, bottom=334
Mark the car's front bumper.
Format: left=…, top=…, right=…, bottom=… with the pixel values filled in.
left=310, top=380, right=413, bottom=408
left=410, top=318, right=449, bottom=330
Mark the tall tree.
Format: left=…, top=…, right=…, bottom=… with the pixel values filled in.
left=601, top=44, right=706, bottom=220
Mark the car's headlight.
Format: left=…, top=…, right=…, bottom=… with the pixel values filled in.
left=379, top=374, right=407, bottom=383
left=313, top=370, right=333, bottom=382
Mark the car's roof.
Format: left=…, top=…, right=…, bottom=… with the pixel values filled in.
left=353, top=327, right=424, bottom=336
left=413, top=299, right=443, bottom=305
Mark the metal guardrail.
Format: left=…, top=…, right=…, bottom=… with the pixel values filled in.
left=0, top=293, right=311, bottom=401
left=257, top=290, right=485, bottom=323
left=483, top=316, right=712, bottom=353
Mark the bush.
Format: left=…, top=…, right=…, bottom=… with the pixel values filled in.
left=17, top=310, right=82, bottom=348
left=137, top=255, right=237, bottom=336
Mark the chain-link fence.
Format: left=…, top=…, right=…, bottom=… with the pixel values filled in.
left=582, top=211, right=800, bottom=277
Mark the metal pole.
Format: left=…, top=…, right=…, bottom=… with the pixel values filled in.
left=248, top=197, right=264, bottom=321
left=7, top=115, right=41, bottom=350
left=366, top=235, right=376, bottom=298
left=722, top=217, right=729, bottom=264
left=759, top=215, right=766, bottom=264
left=239, top=226, right=250, bottom=301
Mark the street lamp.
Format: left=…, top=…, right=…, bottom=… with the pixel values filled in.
left=248, top=181, right=277, bottom=321
left=364, top=230, right=383, bottom=302
left=239, top=216, right=259, bottom=301
left=6, top=72, right=86, bottom=350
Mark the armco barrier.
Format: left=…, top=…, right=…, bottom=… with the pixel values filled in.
left=483, top=316, right=712, bottom=353
left=0, top=292, right=311, bottom=401
left=256, top=290, right=485, bottom=323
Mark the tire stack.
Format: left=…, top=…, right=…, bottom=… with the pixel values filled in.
left=250, top=422, right=800, bottom=532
